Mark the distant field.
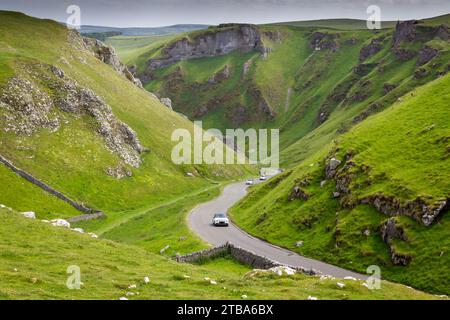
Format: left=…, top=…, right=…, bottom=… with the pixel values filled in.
left=272, top=14, right=450, bottom=30
left=271, top=18, right=397, bottom=30
left=106, top=34, right=176, bottom=64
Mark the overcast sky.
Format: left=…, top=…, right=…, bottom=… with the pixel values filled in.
left=1, top=0, right=449, bottom=27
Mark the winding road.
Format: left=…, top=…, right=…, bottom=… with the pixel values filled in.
left=188, top=181, right=367, bottom=279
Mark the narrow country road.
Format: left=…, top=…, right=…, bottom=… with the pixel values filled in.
left=188, top=181, right=367, bottom=279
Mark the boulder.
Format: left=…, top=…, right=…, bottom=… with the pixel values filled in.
left=325, top=157, right=341, bottom=178
left=21, top=211, right=36, bottom=219
left=269, top=266, right=296, bottom=276
left=105, top=166, right=132, bottom=179
left=51, top=219, right=71, bottom=228
left=160, top=97, right=173, bottom=109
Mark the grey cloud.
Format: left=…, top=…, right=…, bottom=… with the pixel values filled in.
left=0, top=0, right=449, bottom=27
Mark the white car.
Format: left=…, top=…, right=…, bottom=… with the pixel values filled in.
left=212, top=213, right=229, bottom=227
left=246, top=179, right=254, bottom=185
left=259, top=175, right=267, bottom=181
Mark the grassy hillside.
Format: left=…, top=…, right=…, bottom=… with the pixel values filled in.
left=105, top=34, right=177, bottom=65
left=272, top=18, right=397, bottom=30
left=230, top=74, right=450, bottom=294
left=0, top=207, right=440, bottom=300
left=0, top=11, right=252, bottom=221
left=117, top=15, right=449, bottom=169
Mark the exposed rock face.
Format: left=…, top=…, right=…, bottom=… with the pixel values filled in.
left=160, top=97, right=173, bottom=109
left=1, top=77, right=59, bottom=136
left=359, top=37, right=384, bottom=62
left=325, top=157, right=342, bottom=179
left=392, top=20, right=449, bottom=60
left=352, top=102, right=382, bottom=124
left=417, top=45, right=439, bottom=66
left=327, top=153, right=448, bottom=226
left=208, top=65, right=230, bottom=84
left=361, top=195, right=448, bottom=226
left=383, top=83, right=397, bottom=94
left=380, top=217, right=408, bottom=243
left=393, top=20, right=419, bottom=48
left=82, top=37, right=143, bottom=88
left=353, top=63, right=377, bottom=77
left=0, top=64, right=144, bottom=168
left=146, top=24, right=264, bottom=72
left=242, top=58, right=253, bottom=77
left=288, top=186, right=310, bottom=201
left=248, top=84, right=276, bottom=120
left=226, top=105, right=248, bottom=126
left=380, top=218, right=412, bottom=266
left=310, top=32, right=340, bottom=52
left=105, top=166, right=132, bottom=179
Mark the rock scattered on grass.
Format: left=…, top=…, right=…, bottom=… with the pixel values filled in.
left=160, top=245, right=170, bottom=254
left=269, top=266, right=296, bottom=276
left=337, top=282, right=346, bottom=288
left=51, top=219, right=71, bottom=228
left=21, top=212, right=36, bottom=219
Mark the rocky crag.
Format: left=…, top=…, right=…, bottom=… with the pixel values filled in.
left=0, top=63, right=144, bottom=172
left=145, top=24, right=265, bottom=73
left=68, top=30, right=144, bottom=88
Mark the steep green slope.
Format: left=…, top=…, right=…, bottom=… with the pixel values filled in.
left=105, top=34, right=176, bottom=65
left=0, top=208, right=439, bottom=300
left=118, top=16, right=449, bottom=169
left=0, top=11, right=251, bottom=220
left=230, top=74, right=450, bottom=294
left=0, top=164, right=79, bottom=220
left=272, top=18, right=397, bottom=30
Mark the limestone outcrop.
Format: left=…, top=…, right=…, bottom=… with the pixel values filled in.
left=0, top=64, right=144, bottom=169
left=145, top=24, right=265, bottom=72
left=81, top=36, right=143, bottom=88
